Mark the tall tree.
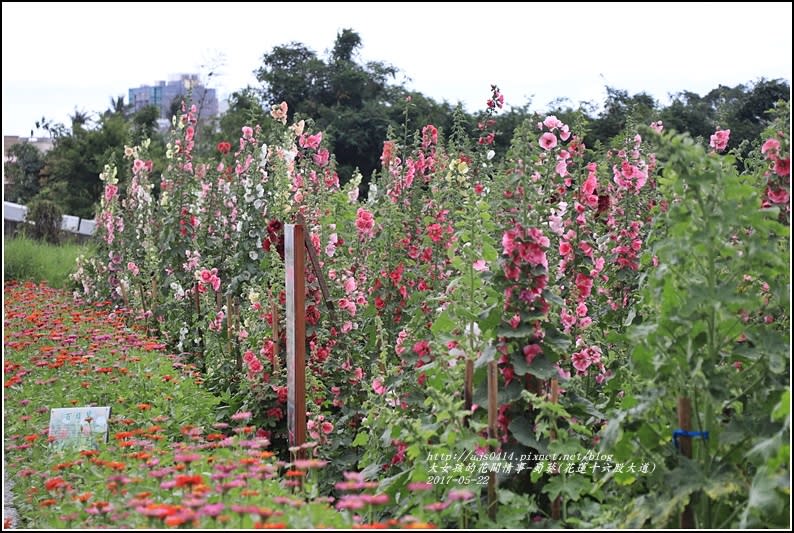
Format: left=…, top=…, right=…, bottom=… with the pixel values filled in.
left=255, top=29, right=454, bottom=184
left=3, top=143, right=45, bottom=204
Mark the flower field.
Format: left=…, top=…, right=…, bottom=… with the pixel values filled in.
left=4, top=88, right=790, bottom=528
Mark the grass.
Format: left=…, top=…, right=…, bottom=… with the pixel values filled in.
left=3, top=236, right=90, bottom=289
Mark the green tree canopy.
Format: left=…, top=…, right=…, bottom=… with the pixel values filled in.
left=4, top=142, right=45, bottom=204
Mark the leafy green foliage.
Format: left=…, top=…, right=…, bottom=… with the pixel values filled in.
left=4, top=142, right=45, bottom=203
left=603, top=122, right=790, bottom=528
left=25, top=198, right=64, bottom=244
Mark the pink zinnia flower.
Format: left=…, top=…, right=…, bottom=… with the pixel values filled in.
left=447, top=489, right=475, bottom=502
left=231, top=411, right=252, bottom=422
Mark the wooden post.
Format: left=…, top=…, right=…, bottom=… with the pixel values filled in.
left=227, top=294, right=239, bottom=371
left=271, top=297, right=280, bottom=374
left=119, top=281, right=130, bottom=310
left=487, top=360, right=498, bottom=520
left=193, top=283, right=201, bottom=315
left=550, top=378, right=562, bottom=521
left=296, top=213, right=336, bottom=326
left=464, top=359, right=474, bottom=413
left=138, top=284, right=150, bottom=336
left=285, top=222, right=306, bottom=455
left=678, top=396, right=695, bottom=529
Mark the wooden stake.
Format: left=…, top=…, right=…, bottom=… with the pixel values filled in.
left=487, top=360, right=498, bottom=520
left=678, top=396, right=695, bottom=529
left=272, top=297, right=280, bottom=374
left=119, top=281, right=130, bottom=310
left=286, top=222, right=306, bottom=455
left=550, top=378, right=561, bottom=521
left=296, top=213, right=336, bottom=326
left=464, top=359, right=474, bottom=413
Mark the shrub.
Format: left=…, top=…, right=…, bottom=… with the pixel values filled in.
left=25, top=198, right=64, bottom=244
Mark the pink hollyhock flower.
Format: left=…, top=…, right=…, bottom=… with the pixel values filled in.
left=104, top=184, right=118, bottom=202
left=555, top=159, right=569, bottom=177
left=300, top=132, right=323, bottom=150
left=343, top=276, right=357, bottom=294
left=321, top=421, right=334, bottom=434
left=767, top=187, right=789, bottom=204
left=572, top=351, right=591, bottom=373
left=372, top=378, right=386, bottom=395
left=774, top=157, right=789, bottom=177
left=761, top=138, right=780, bottom=158
left=355, top=208, right=375, bottom=238
left=472, top=259, right=489, bottom=271
left=127, top=262, right=140, bottom=276
left=241, top=126, right=254, bottom=139
left=313, top=149, right=330, bottom=167
left=709, top=128, right=730, bottom=152
left=426, top=223, right=443, bottom=243
left=649, top=120, right=664, bottom=133
left=561, top=309, right=577, bottom=332
left=270, top=101, right=288, bottom=124
left=543, top=115, right=563, bottom=130
left=539, top=132, right=558, bottom=151
left=422, top=124, right=438, bottom=149
left=523, top=344, right=542, bottom=365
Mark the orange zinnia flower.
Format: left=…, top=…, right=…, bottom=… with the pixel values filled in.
left=175, top=474, right=203, bottom=487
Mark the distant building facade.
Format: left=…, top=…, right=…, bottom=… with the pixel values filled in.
left=128, top=74, right=218, bottom=122
left=3, top=135, right=54, bottom=160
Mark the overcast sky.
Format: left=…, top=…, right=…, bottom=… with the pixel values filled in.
left=2, top=2, right=791, bottom=137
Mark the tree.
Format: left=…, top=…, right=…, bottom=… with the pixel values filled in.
left=660, top=78, right=790, bottom=155
left=255, top=29, right=454, bottom=184
left=41, top=112, right=130, bottom=218
left=3, top=142, right=45, bottom=203
left=586, top=87, right=657, bottom=148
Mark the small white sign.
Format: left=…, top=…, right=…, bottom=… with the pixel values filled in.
left=48, top=406, right=111, bottom=450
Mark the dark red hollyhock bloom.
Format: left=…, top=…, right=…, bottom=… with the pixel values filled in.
left=597, top=194, right=610, bottom=214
